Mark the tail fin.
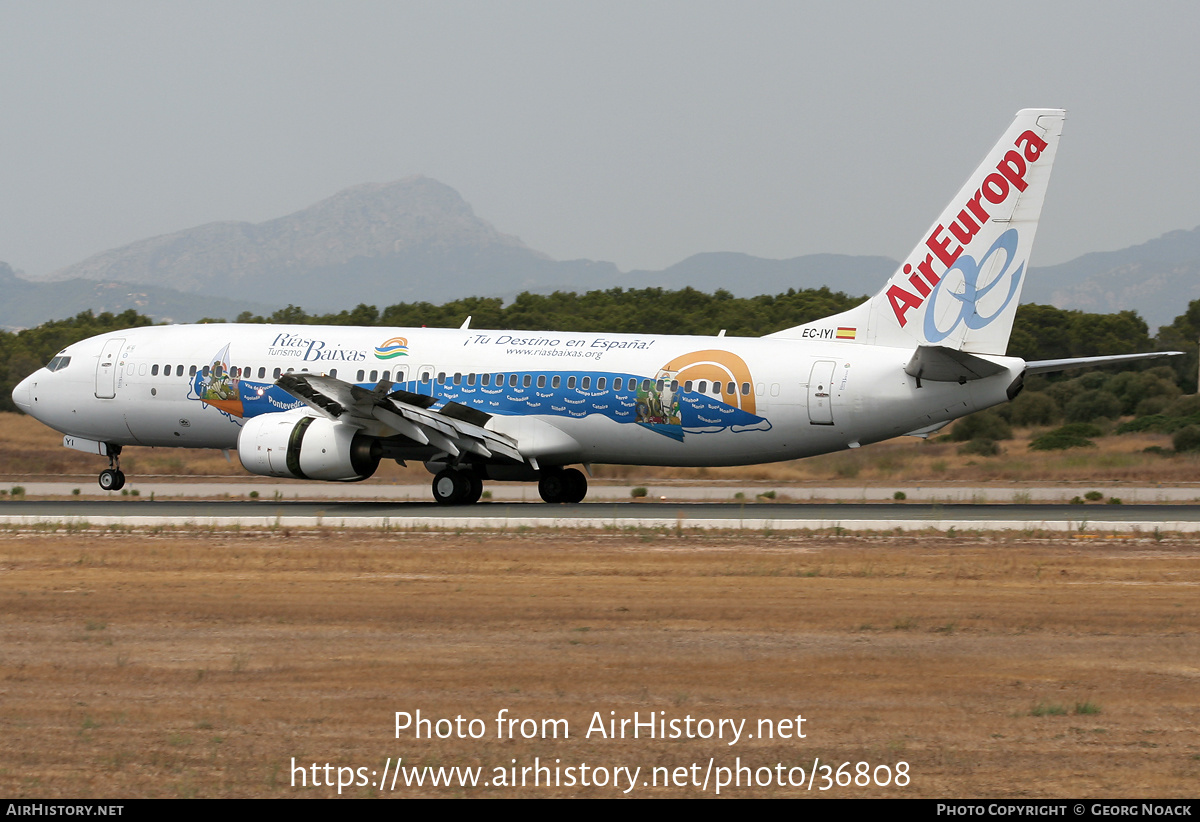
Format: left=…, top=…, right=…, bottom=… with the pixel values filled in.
left=772, top=108, right=1065, bottom=354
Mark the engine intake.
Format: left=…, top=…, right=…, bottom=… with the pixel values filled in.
left=238, top=414, right=380, bottom=481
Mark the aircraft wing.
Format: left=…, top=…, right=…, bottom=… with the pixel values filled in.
left=275, top=373, right=524, bottom=463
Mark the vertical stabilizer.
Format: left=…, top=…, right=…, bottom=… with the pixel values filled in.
left=772, top=109, right=1065, bottom=354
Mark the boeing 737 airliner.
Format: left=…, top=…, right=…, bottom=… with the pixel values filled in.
left=10, top=109, right=1179, bottom=504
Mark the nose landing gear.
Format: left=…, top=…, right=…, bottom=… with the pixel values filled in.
left=98, top=445, right=126, bottom=491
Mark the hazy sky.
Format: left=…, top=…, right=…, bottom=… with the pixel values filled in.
left=2, top=1, right=1198, bottom=279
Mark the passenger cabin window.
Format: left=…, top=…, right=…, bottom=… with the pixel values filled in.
left=151, top=365, right=159, bottom=376
left=698, top=380, right=708, bottom=393
left=684, top=380, right=693, bottom=392
left=482, top=374, right=491, bottom=386
left=468, top=373, right=476, bottom=386
left=357, top=370, right=365, bottom=382
left=552, top=375, right=561, bottom=388
left=537, top=375, right=546, bottom=388
left=522, top=374, right=532, bottom=388
left=741, top=382, right=750, bottom=395
left=258, top=367, right=266, bottom=379
left=273, top=368, right=282, bottom=379
left=370, top=370, right=378, bottom=382
left=597, top=377, right=606, bottom=390
left=508, top=374, right=518, bottom=387
left=437, top=372, right=446, bottom=384
left=202, top=365, right=210, bottom=377
left=567, top=376, right=576, bottom=389
left=581, top=376, right=590, bottom=390
left=177, top=365, right=185, bottom=377
left=669, top=380, right=678, bottom=391
left=614, top=377, right=623, bottom=391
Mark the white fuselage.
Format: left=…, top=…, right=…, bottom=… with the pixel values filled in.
left=13, top=323, right=1024, bottom=469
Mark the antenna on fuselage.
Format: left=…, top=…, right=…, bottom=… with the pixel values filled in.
left=460, top=316, right=472, bottom=330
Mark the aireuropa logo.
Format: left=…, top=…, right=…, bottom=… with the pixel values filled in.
left=887, top=127, right=1049, bottom=329
left=374, top=337, right=409, bottom=359
left=922, top=228, right=1023, bottom=344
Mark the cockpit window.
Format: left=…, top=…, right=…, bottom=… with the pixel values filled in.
left=46, top=356, right=71, bottom=372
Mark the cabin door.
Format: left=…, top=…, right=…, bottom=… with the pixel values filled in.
left=807, top=360, right=836, bottom=425
left=94, top=338, right=126, bottom=399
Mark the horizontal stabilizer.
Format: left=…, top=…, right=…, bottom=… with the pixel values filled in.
left=905, top=345, right=1007, bottom=383
left=904, top=420, right=953, bottom=439
left=1025, top=351, right=1183, bottom=375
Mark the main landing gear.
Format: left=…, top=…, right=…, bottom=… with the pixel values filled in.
left=431, top=469, right=484, bottom=505
left=538, top=468, right=587, bottom=504
left=429, top=466, right=589, bottom=504
left=98, top=445, right=125, bottom=491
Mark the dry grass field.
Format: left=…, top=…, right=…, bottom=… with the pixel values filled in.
left=2, top=528, right=1198, bottom=798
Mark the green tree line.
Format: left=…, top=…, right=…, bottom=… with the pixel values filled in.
left=234, top=286, right=864, bottom=338
left=2, top=288, right=1197, bottom=415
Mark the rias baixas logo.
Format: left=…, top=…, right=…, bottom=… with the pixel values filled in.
left=374, top=337, right=409, bottom=359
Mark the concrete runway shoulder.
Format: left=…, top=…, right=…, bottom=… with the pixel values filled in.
left=4, top=498, right=1200, bottom=532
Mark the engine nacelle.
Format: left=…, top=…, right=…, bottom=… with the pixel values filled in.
left=237, top=414, right=380, bottom=481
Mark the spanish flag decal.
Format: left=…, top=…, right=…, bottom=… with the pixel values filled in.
left=836, top=327, right=857, bottom=340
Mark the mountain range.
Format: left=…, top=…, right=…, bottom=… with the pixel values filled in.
left=4, top=176, right=1198, bottom=331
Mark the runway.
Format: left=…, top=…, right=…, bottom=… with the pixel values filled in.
left=3, top=498, right=1200, bottom=532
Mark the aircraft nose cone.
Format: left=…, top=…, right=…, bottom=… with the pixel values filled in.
left=12, top=375, right=33, bottom=414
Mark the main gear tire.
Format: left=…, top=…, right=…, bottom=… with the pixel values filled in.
left=432, top=470, right=471, bottom=505
left=539, top=468, right=587, bottom=504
